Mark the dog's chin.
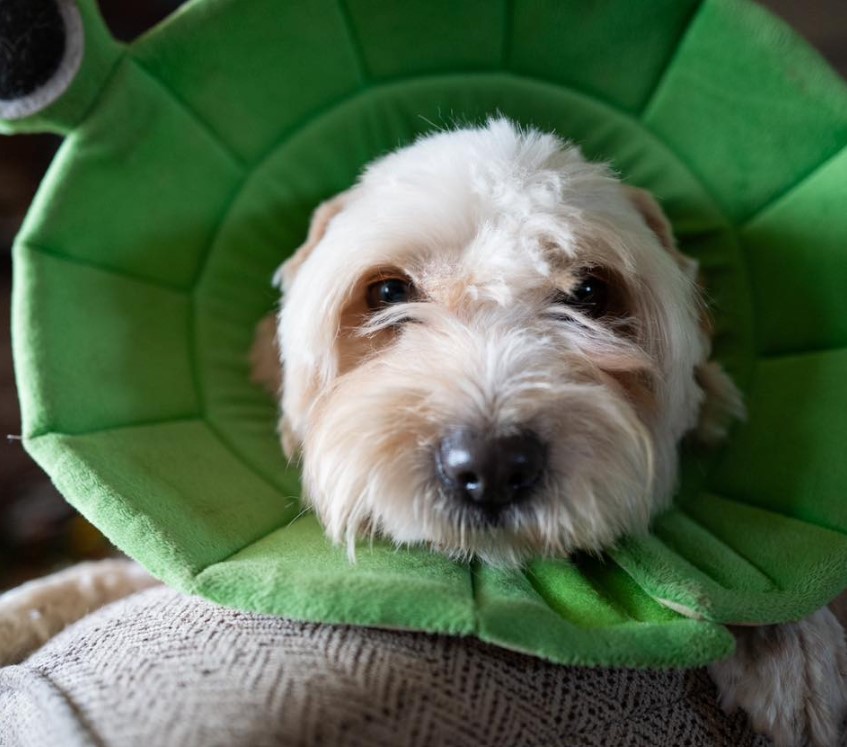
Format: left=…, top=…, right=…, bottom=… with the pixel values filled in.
left=399, top=497, right=551, bottom=567
left=302, top=424, right=663, bottom=565
left=304, top=450, right=660, bottom=566
left=386, top=488, right=656, bottom=567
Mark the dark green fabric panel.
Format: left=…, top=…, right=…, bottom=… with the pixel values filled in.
left=509, top=0, right=702, bottom=114
left=232, top=73, right=727, bottom=239
left=474, top=562, right=734, bottom=667
left=676, top=230, right=755, bottom=392
left=741, top=146, right=847, bottom=356
left=24, top=422, right=298, bottom=585
left=132, top=0, right=365, bottom=163
left=193, top=284, right=292, bottom=495
left=16, top=59, right=242, bottom=290
left=12, top=245, right=198, bottom=438
left=192, top=167, right=307, bottom=495
left=708, top=350, right=847, bottom=532
left=194, top=518, right=477, bottom=633
left=344, top=0, right=506, bottom=79
left=684, top=495, right=847, bottom=605
left=644, top=0, right=847, bottom=222
left=525, top=557, right=681, bottom=627
left=0, top=0, right=123, bottom=135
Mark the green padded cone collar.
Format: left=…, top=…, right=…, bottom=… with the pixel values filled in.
left=6, top=0, right=847, bottom=667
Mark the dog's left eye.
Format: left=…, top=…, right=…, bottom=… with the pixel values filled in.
left=366, top=277, right=414, bottom=309
left=556, top=274, right=610, bottom=318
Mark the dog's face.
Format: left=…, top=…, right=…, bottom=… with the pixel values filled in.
left=272, top=119, right=723, bottom=564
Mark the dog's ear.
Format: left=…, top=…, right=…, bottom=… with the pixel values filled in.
left=694, top=360, right=746, bottom=445
left=258, top=192, right=351, bottom=459
left=250, top=313, right=281, bottom=397
left=625, top=186, right=698, bottom=282
left=272, top=192, right=351, bottom=292
left=250, top=313, right=301, bottom=455
left=625, top=187, right=746, bottom=442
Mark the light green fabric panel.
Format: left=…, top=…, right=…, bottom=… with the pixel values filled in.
left=644, top=0, right=847, bottom=223
left=194, top=519, right=734, bottom=667
left=17, top=59, right=243, bottom=290
left=741, top=146, right=847, bottom=356
left=194, top=518, right=478, bottom=633
left=13, top=245, right=198, bottom=437
left=131, top=0, right=365, bottom=163
left=614, top=496, right=847, bottom=624
left=25, top=422, right=297, bottom=585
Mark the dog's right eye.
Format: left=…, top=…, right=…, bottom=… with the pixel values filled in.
left=366, top=278, right=414, bottom=310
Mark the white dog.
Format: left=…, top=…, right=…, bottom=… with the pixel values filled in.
left=251, top=119, right=847, bottom=746
left=264, top=119, right=738, bottom=561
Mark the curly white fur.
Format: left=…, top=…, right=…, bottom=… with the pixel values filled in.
left=709, top=610, right=847, bottom=746
left=276, top=118, right=717, bottom=562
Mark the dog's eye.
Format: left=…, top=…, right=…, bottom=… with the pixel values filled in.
left=557, top=274, right=609, bottom=318
left=366, top=277, right=414, bottom=309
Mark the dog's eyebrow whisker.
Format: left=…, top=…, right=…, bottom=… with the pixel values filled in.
left=358, top=304, right=430, bottom=336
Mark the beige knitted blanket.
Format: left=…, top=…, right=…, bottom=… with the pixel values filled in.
left=0, top=583, right=770, bottom=746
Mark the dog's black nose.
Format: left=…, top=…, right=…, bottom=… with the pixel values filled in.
left=436, top=429, right=546, bottom=510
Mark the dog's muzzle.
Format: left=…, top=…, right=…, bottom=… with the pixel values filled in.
left=435, top=428, right=546, bottom=515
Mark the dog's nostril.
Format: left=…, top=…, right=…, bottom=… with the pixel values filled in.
left=456, top=471, right=481, bottom=489
left=436, top=429, right=546, bottom=509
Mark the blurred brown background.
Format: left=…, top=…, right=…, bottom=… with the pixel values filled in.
left=0, top=0, right=185, bottom=588
left=0, top=0, right=845, bottom=590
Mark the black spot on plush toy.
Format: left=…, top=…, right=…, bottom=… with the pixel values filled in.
left=0, top=0, right=82, bottom=119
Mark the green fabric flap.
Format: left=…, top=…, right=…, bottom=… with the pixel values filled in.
left=132, top=0, right=366, bottom=164
left=6, top=0, right=847, bottom=667
left=741, top=146, right=847, bottom=356
left=13, top=245, right=199, bottom=437
left=23, top=421, right=298, bottom=586
left=643, top=0, right=847, bottom=223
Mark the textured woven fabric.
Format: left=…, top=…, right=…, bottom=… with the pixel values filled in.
left=0, top=586, right=768, bottom=747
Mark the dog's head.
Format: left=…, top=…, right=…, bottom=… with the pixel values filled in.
left=269, top=119, right=735, bottom=564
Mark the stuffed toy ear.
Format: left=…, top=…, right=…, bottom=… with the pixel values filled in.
left=0, top=0, right=84, bottom=121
